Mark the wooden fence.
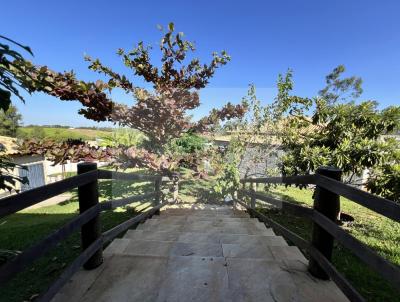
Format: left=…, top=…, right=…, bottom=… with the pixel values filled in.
left=0, top=162, right=178, bottom=302
left=238, top=166, right=400, bottom=302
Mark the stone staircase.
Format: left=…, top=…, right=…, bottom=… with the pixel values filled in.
left=52, top=205, right=349, bottom=302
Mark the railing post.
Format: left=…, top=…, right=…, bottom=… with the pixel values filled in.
left=309, top=166, right=342, bottom=279
left=77, top=162, right=103, bottom=270
left=250, top=178, right=256, bottom=210
left=172, top=174, right=179, bottom=202
left=154, top=176, right=162, bottom=215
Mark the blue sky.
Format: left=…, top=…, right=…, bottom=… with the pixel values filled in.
left=3, top=0, right=400, bottom=126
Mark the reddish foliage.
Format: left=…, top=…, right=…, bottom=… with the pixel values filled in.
left=14, top=24, right=247, bottom=172
left=18, top=139, right=117, bottom=165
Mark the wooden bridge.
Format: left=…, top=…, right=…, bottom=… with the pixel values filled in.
left=1, top=163, right=399, bottom=302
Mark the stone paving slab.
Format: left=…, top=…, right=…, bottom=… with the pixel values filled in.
left=153, top=216, right=256, bottom=222
left=124, top=229, right=182, bottom=241
left=103, top=238, right=130, bottom=256
left=223, top=243, right=306, bottom=261
left=225, top=258, right=298, bottom=302
left=136, top=223, right=185, bottom=232
left=160, top=208, right=250, bottom=218
left=156, top=256, right=229, bottom=302
left=124, top=230, right=278, bottom=243
left=161, top=206, right=236, bottom=212
left=79, top=255, right=168, bottom=302
left=52, top=258, right=109, bottom=302
left=160, top=212, right=250, bottom=218
left=121, top=239, right=174, bottom=257
left=223, top=243, right=276, bottom=260
left=269, top=246, right=308, bottom=263
left=113, top=239, right=224, bottom=258
left=144, top=218, right=267, bottom=229
left=219, top=234, right=287, bottom=246
left=170, top=242, right=223, bottom=257
left=137, top=223, right=271, bottom=235
left=278, top=259, right=348, bottom=301
left=287, top=267, right=349, bottom=302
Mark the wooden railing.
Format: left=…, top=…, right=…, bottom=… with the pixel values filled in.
left=0, top=162, right=178, bottom=302
left=238, top=166, right=400, bottom=302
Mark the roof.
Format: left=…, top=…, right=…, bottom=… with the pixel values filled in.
left=0, top=136, right=19, bottom=155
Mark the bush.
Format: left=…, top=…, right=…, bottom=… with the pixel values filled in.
left=167, top=133, right=207, bottom=155
left=367, top=163, right=400, bottom=202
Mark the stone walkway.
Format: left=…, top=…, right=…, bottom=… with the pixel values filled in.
left=52, top=204, right=349, bottom=302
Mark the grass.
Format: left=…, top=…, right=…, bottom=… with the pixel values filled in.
left=17, top=127, right=111, bottom=141
left=178, top=168, right=221, bottom=204
left=0, top=177, right=155, bottom=302
left=254, top=185, right=400, bottom=302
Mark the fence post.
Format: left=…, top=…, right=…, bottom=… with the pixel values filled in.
left=308, top=166, right=342, bottom=279
left=250, top=178, right=256, bottom=210
left=172, top=174, right=179, bottom=202
left=154, top=177, right=162, bottom=215
left=77, top=162, right=103, bottom=270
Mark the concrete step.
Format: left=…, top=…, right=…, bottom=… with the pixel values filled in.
left=225, top=258, right=348, bottom=302
left=160, top=212, right=250, bottom=218
left=123, top=230, right=285, bottom=246
left=105, top=238, right=223, bottom=257
left=223, top=242, right=307, bottom=262
left=159, top=209, right=249, bottom=218
left=144, top=218, right=267, bottom=230
left=151, top=216, right=256, bottom=222
left=161, top=207, right=237, bottom=213
left=136, top=222, right=271, bottom=235
left=104, top=238, right=302, bottom=261
left=53, top=254, right=348, bottom=302
left=156, top=256, right=230, bottom=302
left=53, top=254, right=169, bottom=302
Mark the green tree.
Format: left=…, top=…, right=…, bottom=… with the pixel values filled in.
left=167, top=133, right=207, bottom=155
left=100, top=128, right=145, bottom=148
left=274, top=66, right=400, bottom=201
left=0, top=105, right=22, bottom=137
left=213, top=85, right=275, bottom=197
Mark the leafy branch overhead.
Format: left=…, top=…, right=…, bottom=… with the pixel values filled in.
left=0, top=35, right=34, bottom=111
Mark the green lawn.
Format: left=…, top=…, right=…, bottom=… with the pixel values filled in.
left=0, top=178, right=155, bottom=302
left=254, top=185, right=400, bottom=302
left=17, top=127, right=111, bottom=141
left=178, top=169, right=221, bottom=204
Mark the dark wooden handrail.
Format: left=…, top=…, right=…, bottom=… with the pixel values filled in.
left=100, top=192, right=157, bottom=210
left=238, top=166, right=400, bottom=301
left=240, top=174, right=315, bottom=185
left=313, top=211, right=400, bottom=291
left=0, top=162, right=173, bottom=302
left=98, top=169, right=161, bottom=182
left=103, top=200, right=169, bottom=242
left=239, top=189, right=313, bottom=218
left=0, top=203, right=101, bottom=284
left=236, top=198, right=366, bottom=302
left=307, top=246, right=366, bottom=302
left=36, top=237, right=104, bottom=302
left=0, top=170, right=98, bottom=219
left=315, top=174, right=400, bottom=223
left=236, top=199, right=309, bottom=249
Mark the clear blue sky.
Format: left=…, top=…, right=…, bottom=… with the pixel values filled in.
left=3, top=0, right=400, bottom=126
